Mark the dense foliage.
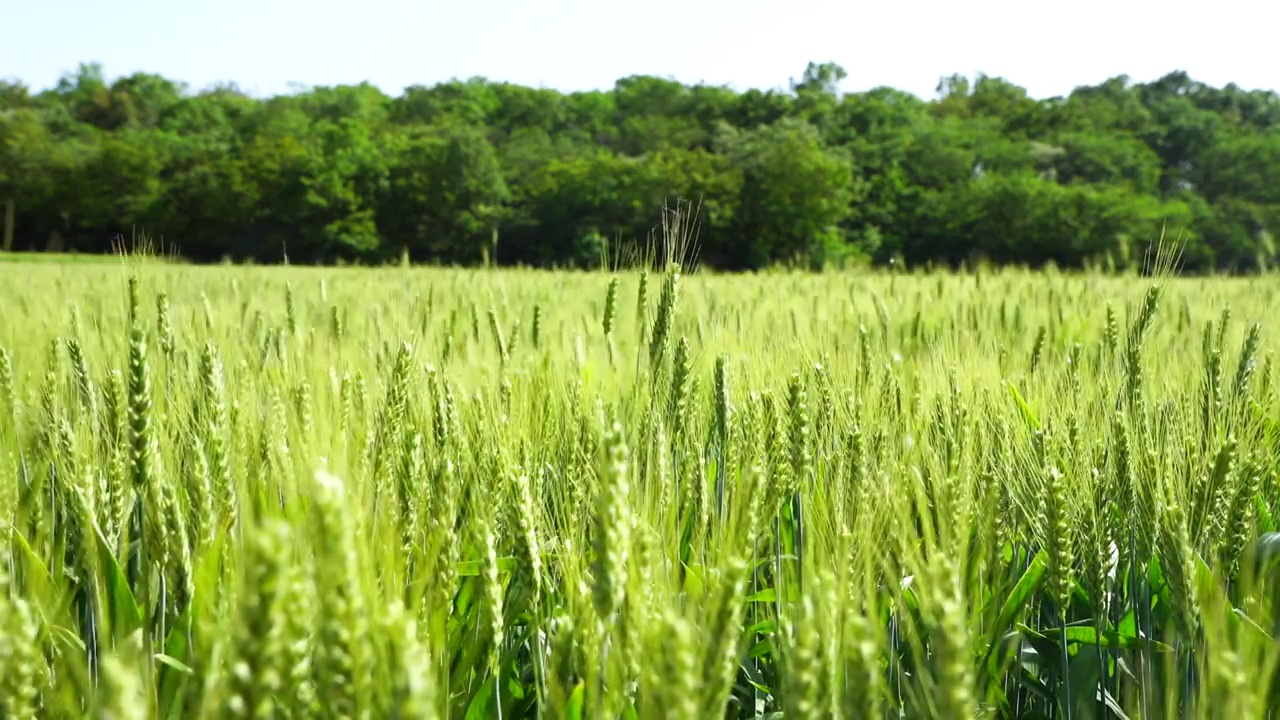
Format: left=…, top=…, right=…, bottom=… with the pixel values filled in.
left=3, top=62, right=1280, bottom=270
left=2, top=242, right=1280, bottom=717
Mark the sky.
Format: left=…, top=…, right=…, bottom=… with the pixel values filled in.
left=3, top=0, right=1277, bottom=101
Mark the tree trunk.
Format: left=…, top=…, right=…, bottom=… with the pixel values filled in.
left=2, top=198, right=13, bottom=252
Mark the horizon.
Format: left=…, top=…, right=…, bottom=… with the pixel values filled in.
left=4, top=59, right=1272, bottom=104
left=3, top=0, right=1278, bottom=102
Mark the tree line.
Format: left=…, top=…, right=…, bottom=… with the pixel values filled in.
left=2, top=61, right=1279, bottom=271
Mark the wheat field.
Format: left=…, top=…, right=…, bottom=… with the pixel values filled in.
left=1, top=252, right=1279, bottom=719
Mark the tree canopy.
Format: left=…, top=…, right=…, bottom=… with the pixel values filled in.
left=2, top=61, right=1278, bottom=271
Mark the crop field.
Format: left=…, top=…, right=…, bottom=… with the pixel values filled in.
left=2, top=249, right=1280, bottom=719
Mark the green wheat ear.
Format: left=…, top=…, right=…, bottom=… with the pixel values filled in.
left=592, top=420, right=631, bottom=625
left=532, top=303, right=543, bottom=349
left=0, top=346, right=13, bottom=426
left=96, top=632, right=147, bottom=720
left=0, top=562, right=50, bottom=718
left=3, top=248, right=1280, bottom=719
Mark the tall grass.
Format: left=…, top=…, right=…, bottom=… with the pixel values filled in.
left=1, top=251, right=1279, bottom=718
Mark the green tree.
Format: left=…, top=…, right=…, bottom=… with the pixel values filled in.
left=160, top=85, right=256, bottom=138
left=0, top=79, right=31, bottom=110
left=59, top=130, right=169, bottom=251
left=507, top=150, right=647, bottom=266
left=1052, top=132, right=1164, bottom=193
left=108, top=72, right=185, bottom=128
left=391, top=78, right=498, bottom=127
left=381, top=123, right=508, bottom=263
left=1188, top=195, right=1278, bottom=271
left=3, top=61, right=1279, bottom=273
left=717, top=117, right=855, bottom=268
left=0, top=109, right=52, bottom=250
left=792, top=62, right=847, bottom=131
left=1050, top=75, right=1151, bottom=134
left=149, top=134, right=257, bottom=261
left=1192, top=131, right=1280, bottom=205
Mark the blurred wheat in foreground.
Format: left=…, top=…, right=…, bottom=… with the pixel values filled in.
left=1, top=253, right=1279, bottom=719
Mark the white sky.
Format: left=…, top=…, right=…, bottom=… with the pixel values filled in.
left=2, top=0, right=1276, bottom=100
